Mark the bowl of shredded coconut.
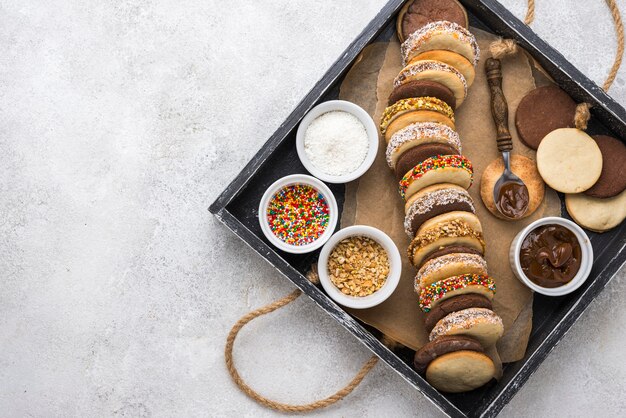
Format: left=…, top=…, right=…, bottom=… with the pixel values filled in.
left=296, top=100, right=378, bottom=183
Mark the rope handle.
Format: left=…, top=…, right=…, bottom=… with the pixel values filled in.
left=224, top=1, right=623, bottom=413
left=224, top=267, right=399, bottom=413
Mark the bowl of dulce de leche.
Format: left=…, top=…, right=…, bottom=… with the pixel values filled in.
left=509, top=217, right=593, bottom=296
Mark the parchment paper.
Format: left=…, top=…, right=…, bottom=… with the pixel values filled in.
left=338, top=28, right=561, bottom=363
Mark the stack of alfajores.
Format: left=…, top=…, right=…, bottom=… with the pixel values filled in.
left=381, top=0, right=504, bottom=393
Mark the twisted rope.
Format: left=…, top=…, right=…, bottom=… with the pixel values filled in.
left=525, top=0, right=535, bottom=25
left=603, top=0, right=624, bottom=91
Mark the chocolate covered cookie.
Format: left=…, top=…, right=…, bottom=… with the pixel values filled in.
left=395, top=145, right=458, bottom=180
left=515, top=85, right=576, bottom=150
left=421, top=245, right=482, bottom=265
left=388, top=80, right=457, bottom=109
left=584, top=135, right=626, bottom=198
left=397, top=0, right=468, bottom=43
left=413, top=335, right=482, bottom=373
left=424, top=294, right=493, bottom=332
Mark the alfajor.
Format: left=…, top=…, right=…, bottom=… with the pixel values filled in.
left=407, top=211, right=485, bottom=268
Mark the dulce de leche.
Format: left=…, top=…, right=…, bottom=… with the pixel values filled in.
left=519, top=224, right=582, bottom=287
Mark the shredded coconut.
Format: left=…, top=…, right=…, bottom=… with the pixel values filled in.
left=304, top=111, right=369, bottom=176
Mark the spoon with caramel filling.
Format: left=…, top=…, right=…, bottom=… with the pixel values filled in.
left=485, top=57, right=529, bottom=219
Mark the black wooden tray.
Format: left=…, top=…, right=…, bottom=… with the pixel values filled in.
left=210, top=1, right=626, bottom=416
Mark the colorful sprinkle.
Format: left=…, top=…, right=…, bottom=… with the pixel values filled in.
left=398, top=155, right=473, bottom=200
left=419, top=274, right=496, bottom=312
left=266, top=184, right=330, bottom=246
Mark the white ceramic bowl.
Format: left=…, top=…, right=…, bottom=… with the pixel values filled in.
left=509, top=217, right=593, bottom=296
left=258, top=174, right=338, bottom=254
left=295, top=100, right=378, bottom=184
left=317, top=225, right=402, bottom=309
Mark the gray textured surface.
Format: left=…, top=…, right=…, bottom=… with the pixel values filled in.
left=1, top=0, right=625, bottom=416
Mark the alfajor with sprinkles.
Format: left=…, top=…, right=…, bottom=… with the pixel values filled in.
left=418, top=273, right=496, bottom=312
left=399, top=154, right=473, bottom=201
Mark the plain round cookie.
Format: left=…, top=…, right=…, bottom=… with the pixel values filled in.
left=429, top=307, right=504, bottom=347
left=480, top=154, right=545, bottom=219
left=583, top=135, right=626, bottom=198
left=537, top=128, right=603, bottom=193
left=425, top=350, right=495, bottom=393
left=515, top=85, right=576, bottom=150
left=565, top=189, right=626, bottom=232
left=396, top=0, right=468, bottom=43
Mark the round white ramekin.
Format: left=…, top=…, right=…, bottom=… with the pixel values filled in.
left=509, top=217, right=593, bottom=296
left=295, top=100, right=378, bottom=184
left=258, top=174, right=338, bottom=254
left=317, top=225, right=402, bottom=309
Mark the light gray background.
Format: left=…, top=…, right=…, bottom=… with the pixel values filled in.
left=1, top=1, right=625, bottom=417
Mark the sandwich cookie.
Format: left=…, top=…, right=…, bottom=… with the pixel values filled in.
left=429, top=307, right=504, bottom=347
left=401, top=21, right=480, bottom=67
left=424, top=294, right=493, bottom=332
left=425, top=348, right=496, bottom=393
left=515, top=85, right=576, bottom=150
left=388, top=80, right=457, bottom=109
left=386, top=122, right=461, bottom=176
left=407, top=211, right=485, bottom=268
left=415, top=252, right=487, bottom=289
left=418, top=273, right=496, bottom=312
left=394, top=60, right=468, bottom=106
left=565, top=189, right=626, bottom=233
left=536, top=128, right=603, bottom=193
left=408, top=50, right=475, bottom=87
left=421, top=245, right=483, bottom=265
left=396, top=0, right=469, bottom=43
left=414, top=335, right=483, bottom=374
left=480, top=154, right=545, bottom=220
left=583, top=135, right=626, bottom=198
left=380, top=97, right=455, bottom=142
left=404, top=183, right=474, bottom=236
left=399, top=154, right=473, bottom=201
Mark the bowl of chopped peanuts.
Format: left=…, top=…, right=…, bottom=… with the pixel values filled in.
left=317, top=225, right=402, bottom=309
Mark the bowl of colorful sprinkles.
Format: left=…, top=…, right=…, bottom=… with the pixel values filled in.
left=317, top=225, right=402, bottom=309
left=258, top=174, right=338, bottom=254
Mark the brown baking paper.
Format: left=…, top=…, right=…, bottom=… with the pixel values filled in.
left=338, top=28, right=561, bottom=363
